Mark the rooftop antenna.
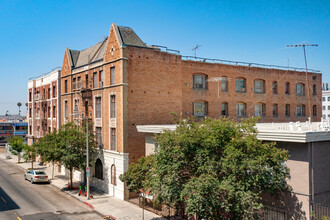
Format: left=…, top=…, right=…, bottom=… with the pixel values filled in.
left=287, top=43, right=318, bottom=122
left=192, top=44, right=201, bottom=61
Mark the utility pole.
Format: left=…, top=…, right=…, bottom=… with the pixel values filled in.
left=192, top=44, right=201, bottom=61
left=287, top=44, right=318, bottom=122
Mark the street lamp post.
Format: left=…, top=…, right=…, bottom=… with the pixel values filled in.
left=85, top=116, right=90, bottom=200
left=71, top=113, right=90, bottom=200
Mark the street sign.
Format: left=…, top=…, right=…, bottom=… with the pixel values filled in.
left=86, top=167, right=90, bottom=177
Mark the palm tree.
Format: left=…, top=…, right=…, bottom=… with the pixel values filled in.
left=17, top=102, right=22, bottom=115
left=25, top=102, right=28, bottom=111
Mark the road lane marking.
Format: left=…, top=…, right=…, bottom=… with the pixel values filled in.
left=1, top=196, right=6, bottom=203
left=14, top=212, right=22, bottom=220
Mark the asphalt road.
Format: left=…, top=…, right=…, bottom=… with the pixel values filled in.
left=0, top=158, right=104, bottom=220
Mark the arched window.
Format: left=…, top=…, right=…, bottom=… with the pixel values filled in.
left=285, top=104, right=290, bottom=117
left=254, top=103, right=265, bottom=116
left=95, top=159, right=103, bottom=180
left=221, top=102, right=228, bottom=116
left=221, top=77, right=228, bottom=92
left=193, top=101, right=208, bottom=117
left=236, top=78, right=246, bottom=92
left=111, top=164, right=116, bottom=185
left=296, top=83, right=305, bottom=96
left=313, top=84, right=317, bottom=96
left=285, top=82, right=290, bottom=95
left=273, top=104, right=278, bottom=117
left=254, top=79, right=265, bottom=93
left=193, top=74, right=208, bottom=89
left=296, top=104, right=306, bottom=117
left=272, top=81, right=278, bottom=94
left=313, top=105, right=317, bottom=117
left=236, top=102, right=246, bottom=117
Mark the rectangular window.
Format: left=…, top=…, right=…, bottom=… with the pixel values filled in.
left=254, top=80, right=265, bottom=93
left=221, top=103, right=228, bottom=116
left=77, top=76, right=81, bottom=89
left=53, top=85, right=56, bottom=97
left=328, top=106, right=330, bottom=110
left=236, top=103, right=246, bottom=117
left=235, top=78, right=246, bottom=92
left=48, top=88, right=51, bottom=99
left=64, top=101, right=68, bottom=118
left=53, top=106, right=56, bottom=118
left=74, top=99, right=79, bottom=113
left=93, top=72, right=97, bottom=88
left=110, top=67, right=115, bottom=85
left=85, top=74, right=89, bottom=88
left=29, top=91, right=32, bottom=102
left=111, top=128, right=117, bottom=151
left=95, top=97, right=102, bottom=118
left=193, top=102, right=207, bottom=117
left=323, top=106, right=326, bottom=110
left=29, top=107, right=31, bottom=118
left=323, top=115, right=326, bottom=119
left=110, top=95, right=116, bottom=118
left=48, top=106, right=51, bottom=118
left=328, top=97, right=330, bottom=101
left=65, top=80, right=68, bottom=93
left=221, top=77, right=228, bottom=92
left=193, top=74, right=207, bottom=89
left=313, top=85, right=316, bottom=96
left=96, top=127, right=102, bottom=149
left=323, top=97, right=326, bottom=101
left=73, top=77, right=76, bottom=90
left=99, top=71, right=104, bottom=87
left=296, top=84, right=305, bottom=96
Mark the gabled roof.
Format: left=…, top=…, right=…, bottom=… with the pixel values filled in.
left=117, top=25, right=146, bottom=47
left=66, top=24, right=145, bottom=69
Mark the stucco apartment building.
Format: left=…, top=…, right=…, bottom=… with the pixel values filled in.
left=60, top=23, right=322, bottom=200
left=27, top=69, right=61, bottom=145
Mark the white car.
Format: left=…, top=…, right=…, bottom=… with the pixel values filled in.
left=24, top=170, right=50, bottom=184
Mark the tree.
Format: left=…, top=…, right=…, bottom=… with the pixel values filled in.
left=25, top=102, right=28, bottom=111
left=9, top=136, right=24, bottom=163
left=122, top=117, right=290, bottom=219
left=17, top=102, right=22, bottom=115
left=57, top=122, right=96, bottom=188
left=22, top=143, right=37, bottom=169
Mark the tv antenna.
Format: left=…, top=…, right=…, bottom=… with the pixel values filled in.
left=192, top=44, right=201, bottom=61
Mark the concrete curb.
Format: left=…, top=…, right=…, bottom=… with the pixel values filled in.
left=0, top=156, right=105, bottom=218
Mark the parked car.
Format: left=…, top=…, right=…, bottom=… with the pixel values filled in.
left=24, top=170, right=49, bottom=184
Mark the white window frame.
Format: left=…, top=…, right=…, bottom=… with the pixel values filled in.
left=254, top=103, right=265, bottom=116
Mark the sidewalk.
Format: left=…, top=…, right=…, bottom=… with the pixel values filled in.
left=0, top=149, right=163, bottom=220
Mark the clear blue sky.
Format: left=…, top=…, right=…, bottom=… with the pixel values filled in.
left=1, top=0, right=329, bottom=115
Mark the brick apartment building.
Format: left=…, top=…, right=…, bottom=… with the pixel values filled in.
left=60, top=23, right=322, bottom=200
left=27, top=69, right=61, bottom=145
